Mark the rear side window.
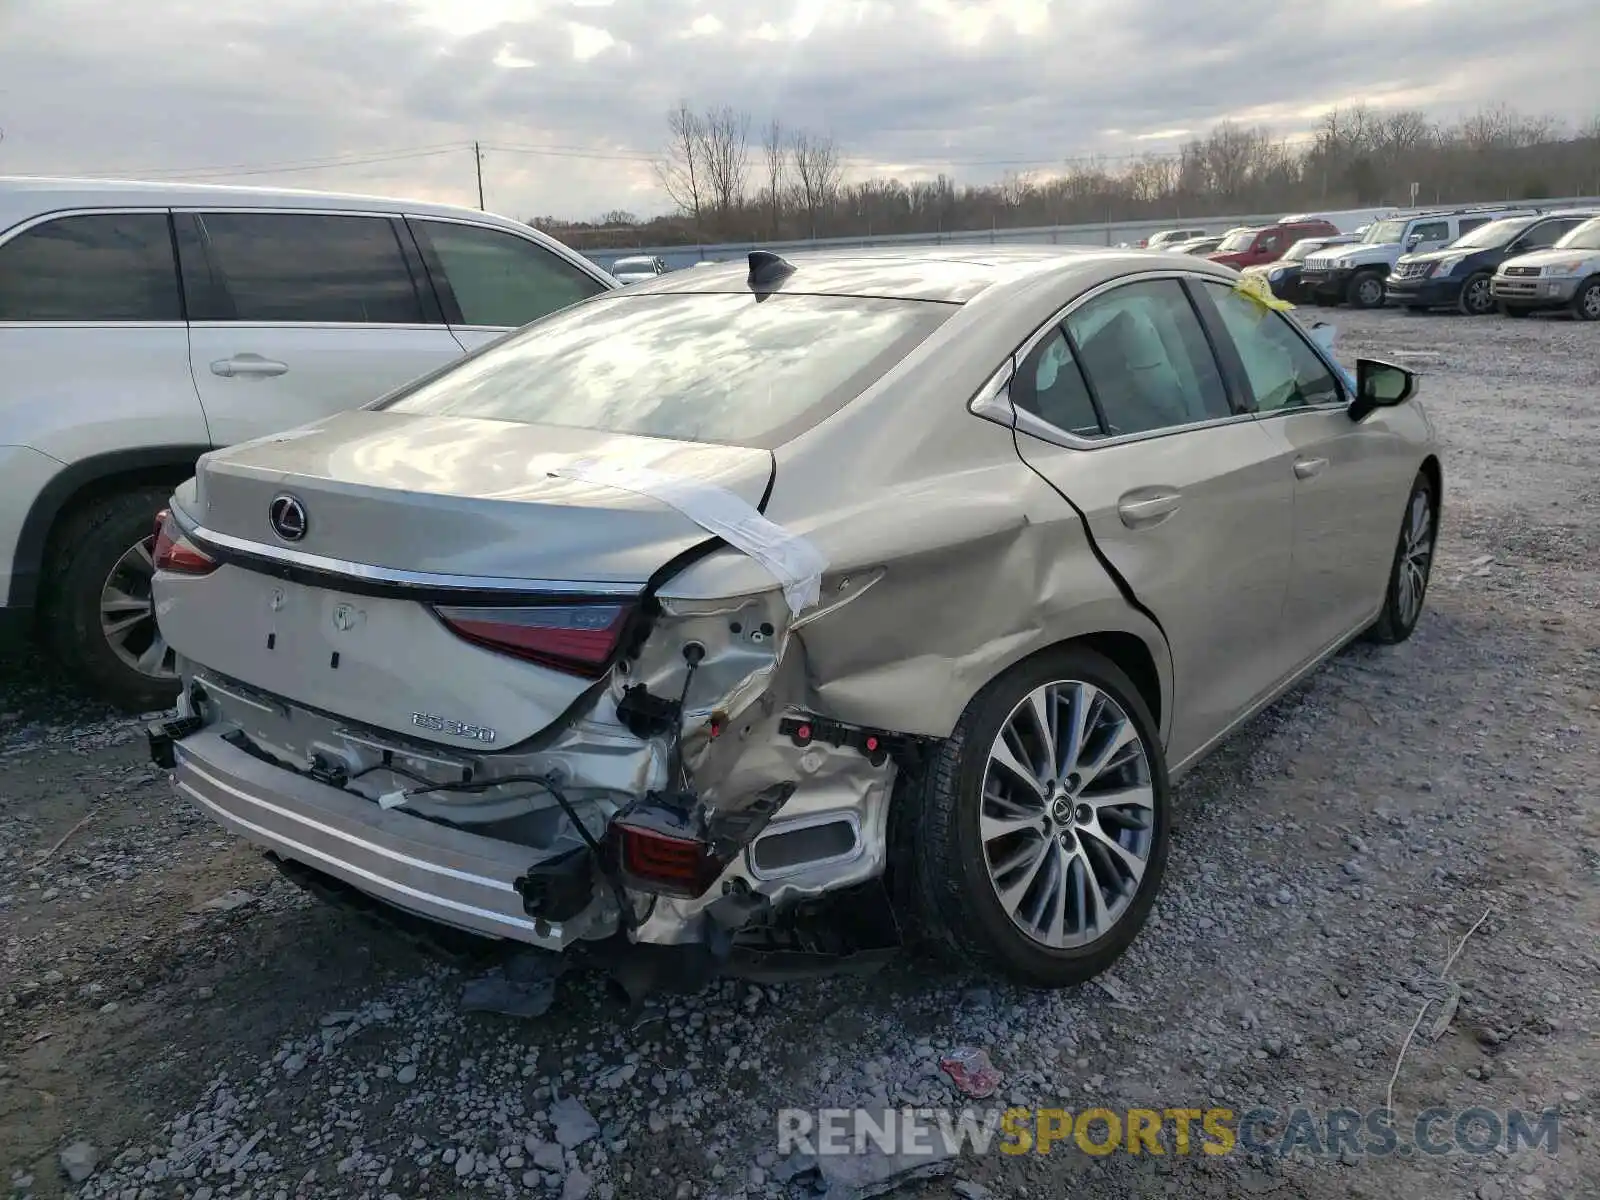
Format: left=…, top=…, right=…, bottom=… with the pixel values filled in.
left=380, top=291, right=953, bottom=448
left=193, top=212, right=424, bottom=324
left=1063, top=280, right=1231, bottom=436
left=410, top=220, right=606, bottom=329
left=1014, top=328, right=1102, bottom=438
left=0, top=213, right=180, bottom=322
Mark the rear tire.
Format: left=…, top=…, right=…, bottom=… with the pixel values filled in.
left=1366, top=471, right=1437, bottom=646
left=41, top=488, right=180, bottom=713
left=899, top=646, right=1170, bottom=988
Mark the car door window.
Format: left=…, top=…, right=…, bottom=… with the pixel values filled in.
left=0, top=213, right=180, bottom=322
left=1408, top=220, right=1450, bottom=248
left=1201, top=281, right=1342, bottom=413
left=1013, top=327, right=1104, bottom=438
left=192, top=212, right=424, bottom=324
left=1063, top=279, right=1231, bottom=436
left=1519, top=219, right=1579, bottom=250
left=409, top=220, right=606, bottom=329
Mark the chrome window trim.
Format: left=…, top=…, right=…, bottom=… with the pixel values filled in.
left=968, top=268, right=1260, bottom=449
left=0, top=206, right=186, bottom=326
left=185, top=321, right=454, bottom=333
left=177, top=514, right=646, bottom=598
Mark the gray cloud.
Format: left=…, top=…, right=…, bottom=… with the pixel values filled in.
left=1, top=0, right=1596, bottom=220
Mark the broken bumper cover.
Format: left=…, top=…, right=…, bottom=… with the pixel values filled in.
left=169, top=728, right=615, bottom=949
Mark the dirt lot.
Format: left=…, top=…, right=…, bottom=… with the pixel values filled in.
left=3, top=307, right=1597, bottom=1200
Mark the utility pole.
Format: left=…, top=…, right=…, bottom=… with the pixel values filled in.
left=474, top=142, right=485, bottom=210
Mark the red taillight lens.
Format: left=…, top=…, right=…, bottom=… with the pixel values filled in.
left=152, top=512, right=218, bottom=576
left=612, top=820, right=724, bottom=898
left=433, top=602, right=633, bottom=678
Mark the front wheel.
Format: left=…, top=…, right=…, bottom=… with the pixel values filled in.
left=1366, top=471, right=1437, bottom=645
left=1571, top=278, right=1600, bottom=322
left=41, top=488, right=181, bottom=713
left=1346, top=271, right=1386, bottom=309
left=901, top=647, right=1170, bottom=988
left=1458, top=272, right=1495, bottom=316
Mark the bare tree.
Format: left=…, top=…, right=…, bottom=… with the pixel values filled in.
left=698, top=104, right=750, bottom=220
left=791, top=129, right=844, bottom=237
left=761, top=118, right=786, bottom=236
left=655, top=101, right=707, bottom=230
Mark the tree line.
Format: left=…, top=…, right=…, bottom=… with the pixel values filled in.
left=536, top=103, right=1600, bottom=251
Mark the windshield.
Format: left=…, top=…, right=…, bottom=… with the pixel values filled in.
left=612, top=257, right=652, bottom=271
left=1217, top=230, right=1258, bottom=251
left=1555, top=218, right=1600, bottom=250
left=1363, top=219, right=1407, bottom=244
left=1281, top=239, right=1325, bottom=263
left=380, top=291, right=954, bottom=449
left=1447, top=218, right=1532, bottom=251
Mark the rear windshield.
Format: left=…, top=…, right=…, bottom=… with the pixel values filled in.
left=379, top=291, right=954, bottom=448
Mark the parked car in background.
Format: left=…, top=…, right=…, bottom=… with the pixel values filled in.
left=149, top=246, right=1439, bottom=991
left=0, top=177, right=617, bottom=710
left=1140, top=228, right=1208, bottom=249
left=1389, top=211, right=1599, bottom=315
left=1207, top=216, right=1341, bottom=269
left=1299, top=205, right=1537, bottom=309
left=610, top=255, right=667, bottom=284
left=1239, top=233, right=1360, bottom=303
left=1171, top=235, right=1225, bottom=256
left=1491, top=215, right=1600, bottom=320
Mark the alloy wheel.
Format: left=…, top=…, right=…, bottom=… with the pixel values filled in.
left=979, top=680, right=1155, bottom=949
left=1464, top=277, right=1493, bottom=315
left=1580, top=284, right=1600, bottom=321
left=101, top=535, right=176, bottom=679
left=1396, top=487, right=1435, bottom=630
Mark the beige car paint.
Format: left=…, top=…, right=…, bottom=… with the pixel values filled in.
left=153, top=246, right=1439, bottom=957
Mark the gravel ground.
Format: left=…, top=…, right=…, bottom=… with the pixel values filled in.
left=3, top=306, right=1598, bottom=1200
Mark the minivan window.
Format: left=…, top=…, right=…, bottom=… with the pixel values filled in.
left=380, top=291, right=953, bottom=449
left=0, top=213, right=180, bottom=322
left=194, top=212, right=424, bottom=324
left=409, top=220, right=607, bottom=329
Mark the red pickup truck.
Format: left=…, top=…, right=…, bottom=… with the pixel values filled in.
left=1208, top=216, right=1340, bottom=268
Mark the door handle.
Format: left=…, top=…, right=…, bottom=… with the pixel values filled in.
left=1293, top=456, right=1330, bottom=480
left=211, top=355, right=289, bottom=379
left=1117, top=489, right=1182, bottom=528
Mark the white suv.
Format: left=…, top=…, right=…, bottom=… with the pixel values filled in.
left=1298, top=205, right=1537, bottom=309
left=0, top=177, right=618, bottom=711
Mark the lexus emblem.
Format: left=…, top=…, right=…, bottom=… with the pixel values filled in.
left=268, top=494, right=308, bottom=542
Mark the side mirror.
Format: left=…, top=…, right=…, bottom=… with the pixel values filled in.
left=1348, top=358, right=1417, bottom=422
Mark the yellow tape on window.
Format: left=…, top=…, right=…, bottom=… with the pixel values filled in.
left=1233, top=272, right=1295, bottom=312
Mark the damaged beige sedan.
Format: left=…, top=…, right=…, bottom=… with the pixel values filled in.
left=148, top=247, right=1440, bottom=990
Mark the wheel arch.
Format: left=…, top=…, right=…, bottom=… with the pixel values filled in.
left=9, top=445, right=209, bottom=611
left=990, top=627, right=1170, bottom=747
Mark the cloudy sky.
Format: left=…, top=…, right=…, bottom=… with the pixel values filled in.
left=2, top=0, right=1597, bottom=222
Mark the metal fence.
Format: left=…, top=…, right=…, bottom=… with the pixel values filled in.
left=581, top=196, right=1600, bottom=273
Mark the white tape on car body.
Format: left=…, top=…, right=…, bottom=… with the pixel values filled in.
left=550, top=459, right=829, bottom=615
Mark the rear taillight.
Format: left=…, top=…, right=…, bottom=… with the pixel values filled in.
left=611, top=814, right=725, bottom=898
left=152, top=511, right=218, bottom=576
left=433, top=602, right=634, bottom=678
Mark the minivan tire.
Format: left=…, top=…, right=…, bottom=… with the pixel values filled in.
left=42, top=487, right=181, bottom=714
left=898, top=645, right=1170, bottom=988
